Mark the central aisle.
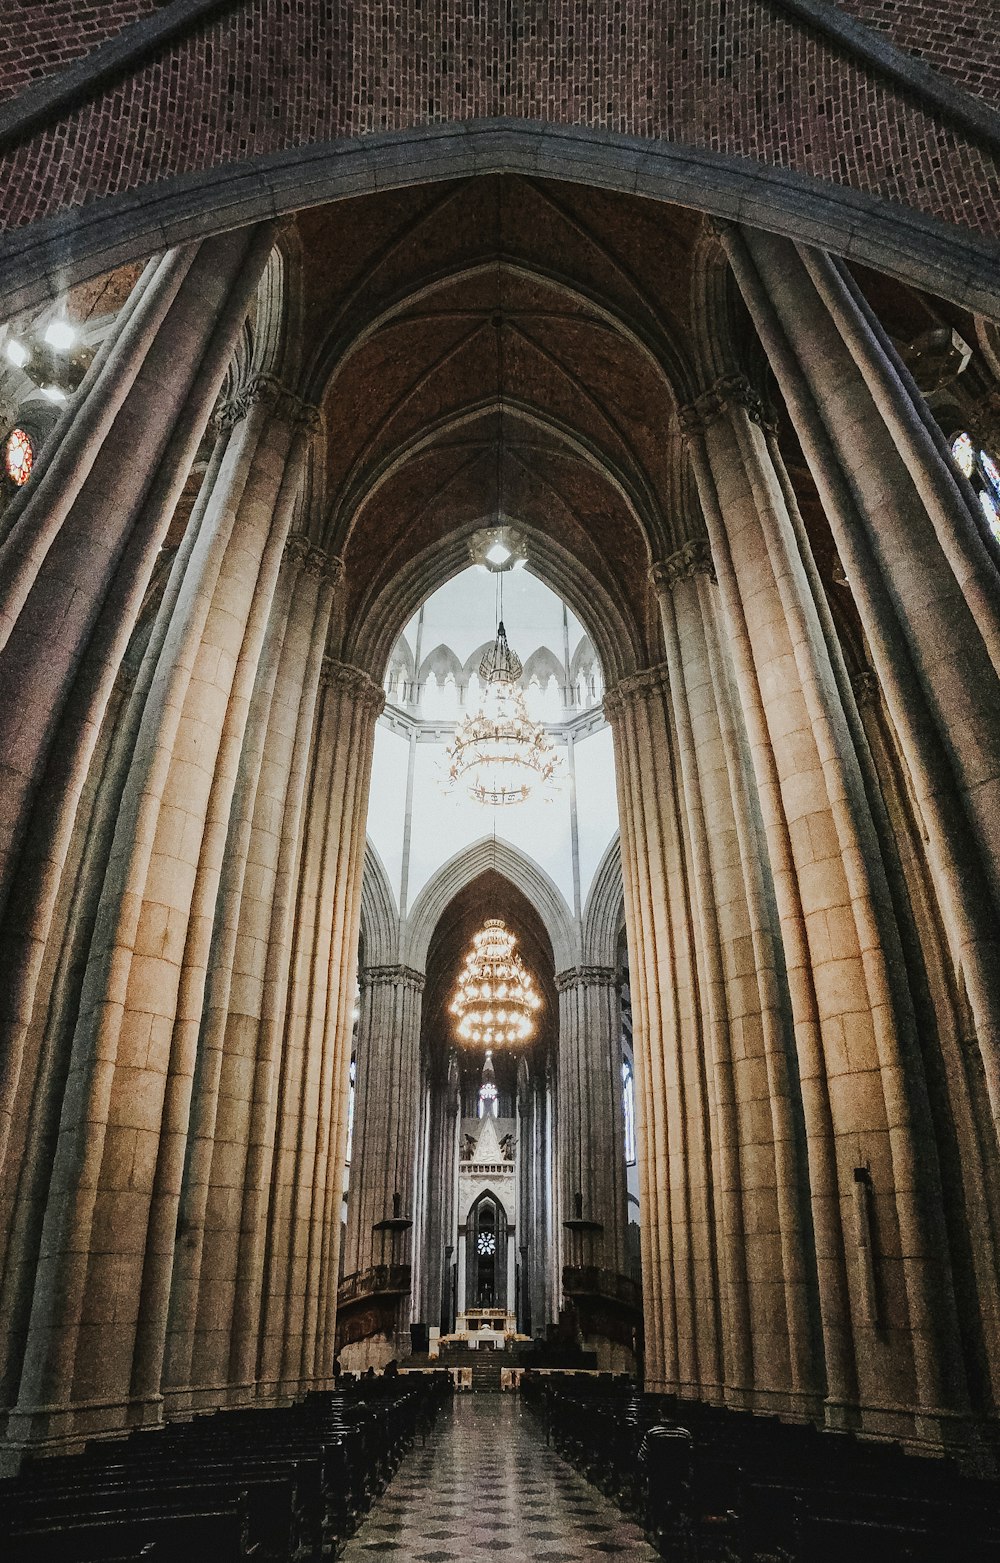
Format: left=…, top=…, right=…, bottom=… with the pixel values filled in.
left=341, top=1391, right=659, bottom=1560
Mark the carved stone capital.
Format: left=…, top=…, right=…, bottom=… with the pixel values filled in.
left=319, top=657, right=386, bottom=715
left=649, top=538, right=715, bottom=593
left=363, top=964, right=425, bottom=994
left=215, top=373, right=321, bottom=433
left=679, top=373, right=775, bottom=437
left=284, top=531, right=344, bottom=586
left=603, top=662, right=671, bottom=718
left=555, top=964, right=618, bottom=993
left=851, top=667, right=881, bottom=710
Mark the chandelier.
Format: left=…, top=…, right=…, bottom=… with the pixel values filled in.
left=449, top=918, right=542, bottom=1048
left=446, top=622, right=559, bottom=806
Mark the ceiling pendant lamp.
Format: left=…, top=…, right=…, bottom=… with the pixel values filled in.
left=446, top=622, right=559, bottom=806
left=449, top=917, right=542, bottom=1048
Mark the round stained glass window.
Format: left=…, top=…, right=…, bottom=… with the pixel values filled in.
left=4, top=427, right=33, bottom=487
left=477, top=1231, right=496, bottom=1256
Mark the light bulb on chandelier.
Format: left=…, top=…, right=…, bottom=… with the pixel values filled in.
left=449, top=917, right=542, bottom=1048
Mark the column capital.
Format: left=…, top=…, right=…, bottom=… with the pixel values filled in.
left=283, top=530, right=344, bottom=587
left=555, top=964, right=618, bottom=993
left=215, top=373, right=322, bottom=434
left=319, top=657, right=386, bottom=715
left=603, top=661, right=671, bottom=717
left=649, top=538, right=716, bottom=593
left=362, top=963, right=425, bottom=993
left=678, top=373, right=775, bottom=437
left=851, top=666, right=881, bottom=710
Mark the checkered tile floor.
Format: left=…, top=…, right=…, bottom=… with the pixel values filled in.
left=340, top=1392, right=659, bottom=1560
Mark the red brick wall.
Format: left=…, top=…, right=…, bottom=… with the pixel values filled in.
left=0, top=2, right=156, bottom=103
left=834, top=1, right=1000, bottom=106
left=1, top=2, right=997, bottom=239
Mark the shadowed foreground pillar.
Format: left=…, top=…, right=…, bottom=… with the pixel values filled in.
left=337, top=963, right=424, bottom=1371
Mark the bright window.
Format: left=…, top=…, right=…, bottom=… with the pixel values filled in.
left=952, top=431, right=1000, bottom=541
left=622, top=1060, right=636, bottom=1166
left=4, top=427, right=33, bottom=487
left=478, top=1081, right=498, bottom=1119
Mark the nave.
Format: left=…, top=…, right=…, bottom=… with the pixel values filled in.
left=341, top=1393, right=657, bottom=1562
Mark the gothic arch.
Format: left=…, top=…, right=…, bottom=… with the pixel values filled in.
left=359, top=840, right=399, bottom=968
left=3, top=124, right=997, bottom=324
left=342, top=519, right=643, bottom=687
left=404, top=836, right=577, bottom=973
left=581, top=833, right=626, bottom=967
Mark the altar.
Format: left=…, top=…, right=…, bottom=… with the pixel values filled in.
left=445, top=1309, right=522, bottom=1351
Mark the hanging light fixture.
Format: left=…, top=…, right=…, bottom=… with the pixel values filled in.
left=446, top=623, right=559, bottom=805
left=449, top=918, right=542, bottom=1048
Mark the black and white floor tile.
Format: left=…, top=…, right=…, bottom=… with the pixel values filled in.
left=341, top=1393, right=659, bottom=1561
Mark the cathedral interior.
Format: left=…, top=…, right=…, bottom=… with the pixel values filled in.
left=1, top=3, right=1000, bottom=1558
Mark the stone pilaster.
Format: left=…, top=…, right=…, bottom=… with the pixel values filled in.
left=338, top=962, right=425, bottom=1371
left=682, top=369, right=968, bottom=1442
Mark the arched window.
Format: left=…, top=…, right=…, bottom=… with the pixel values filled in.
left=478, top=1081, right=498, bottom=1119
left=345, top=1057, right=357, bottom=1163
left=952, top=431, right=1000, bottom=540
left=4, top=427, right=33, bottom=487
left=622, top=1060, right=636, bottom=1166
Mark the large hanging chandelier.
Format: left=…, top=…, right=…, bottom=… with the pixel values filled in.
left=449, top=917, right=542, bottom=1048
left=446, top=622, right=560, bottom=805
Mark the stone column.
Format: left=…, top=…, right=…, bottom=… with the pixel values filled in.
left=723, top=226, right=1000, bottom=1135
left=419, top=1058, right=460, bottom=1333
left=605, top=668, right=722, bottom=1400
left=337, top=962, right=424, bottom=1369
left=683, top=371, right=968, bottom=1442
left=257, top=659, right=384, bottom=1399
left=4, top=363, right=315, bottom=1455
left=555, top=965, right=628, bottom=1277
left=0, top=226, right=277, bottom=1201
left=161, top=528, right=340, bottom=1409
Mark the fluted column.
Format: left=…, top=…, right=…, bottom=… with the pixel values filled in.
left=555, top=965, right=628, bottom=1276
left=3, top=364, right=316, bottom=1455
left=338, top=962, right=424, bottom=1368
left=723, top=227, right=1000, bottom=1143
left=162, top=530, right=340, bottom=1409
left=256, top=659, right=384, bottom=1397
left=419, top=1060, right=459, bottom=1333
left=605, top=667, right=721, bottom=1399
left=0, top=226, right=277, bottom=1205
left=683, top=371, right=967, bottom=1441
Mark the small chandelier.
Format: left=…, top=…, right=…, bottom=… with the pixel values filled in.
left=446, top=622, right=560, bottom=806
left=449, top=917, right=542, bottom=1048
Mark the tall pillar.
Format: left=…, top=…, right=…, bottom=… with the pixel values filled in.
left=722, top=225, right=1000, bottom=1139
left=605, top=668, right=722, bottom=1399
left=420, top=1057, right=459, bottom=1334
left=3, top=360, right=315, bottom=1456
left=162, top=527, right=339, bottom=1409
left=335, top=961, right=424, bottom=1370
left=0, top=226, right=277, bottom=1206
left=682, top=371, right=968, bottom=1442
left=257, top=659, right=384, bottom=1398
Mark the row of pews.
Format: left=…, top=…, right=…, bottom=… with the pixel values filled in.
left=0, top=1375, right=452, bottom=1561
left=523, top=1372, right=1000, bottom=1561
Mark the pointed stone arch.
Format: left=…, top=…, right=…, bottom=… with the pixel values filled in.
left=359, top=839, right=399, bottom=967
left=404, top=836, right=577, bottom=973
left=582, top=832, right=625, bottom=967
